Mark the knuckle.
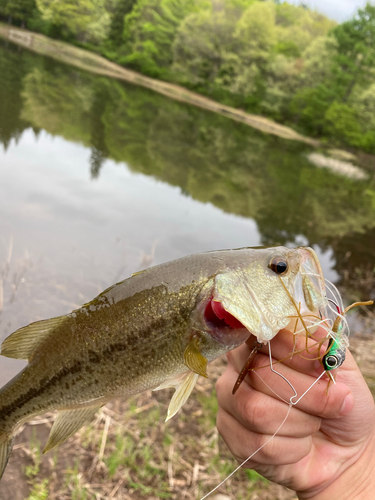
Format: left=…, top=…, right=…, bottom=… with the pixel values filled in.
left=216, top=408, right=225, bottom=434
left=215, top=374, right=226, bottom=397
left=313, top=390, right=338, bottom=418
left=310, top=416, right=322, bottom=434
left=242, top=393, right=268, bottom=431
left=256, top=434, right=278, bottom=461
left=226, top=350, right=235, bottom=364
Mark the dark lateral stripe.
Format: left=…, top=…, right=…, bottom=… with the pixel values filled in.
left=0, top=362, right=83, bottom=420
left=0, top=314, right=184, bottom=422
left=0, top=339, right=133, bottom=420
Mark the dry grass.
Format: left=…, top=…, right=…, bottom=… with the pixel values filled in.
left=0, top=356, right=298, bottom=500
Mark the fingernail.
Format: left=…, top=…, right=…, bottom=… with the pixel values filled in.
left=340, top=393, right=354, bottom=416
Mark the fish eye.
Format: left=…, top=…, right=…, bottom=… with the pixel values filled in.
left=326, top=356, right=338, bottom=368
left=269, top=257, right=288, bottom=276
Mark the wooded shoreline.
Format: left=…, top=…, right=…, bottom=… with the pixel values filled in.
left=0, top=23, right=320, bottom=146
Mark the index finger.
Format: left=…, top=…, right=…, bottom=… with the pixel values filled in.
left=229, top=327, right=330, bottom=378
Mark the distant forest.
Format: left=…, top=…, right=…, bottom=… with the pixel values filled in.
left=1, top=0, right=375, bottom=152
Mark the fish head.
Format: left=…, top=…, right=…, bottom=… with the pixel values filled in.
left=191, top=246, right=327, bottom=358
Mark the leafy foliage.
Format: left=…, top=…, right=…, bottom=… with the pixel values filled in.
left=118, top=0, right=203, bottom=77
left=1, top=0, right=375, bottom=151
left=1, top=0, right=36, bottom=25
left=107, top=0, right=136, bottom=48
left=36, top=0, right=111, bottom=43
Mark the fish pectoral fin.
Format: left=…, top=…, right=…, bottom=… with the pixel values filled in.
left=166, top=372, right=199, bottom=422
left=183, top=335, right=208, bottom=378
left=1, top=316, right=67, bottom=360
left=0, top=436, right=14, bottom=480
left=43, top=405, right=101, bottom=454
left=153, top=373, right=186, bottom=391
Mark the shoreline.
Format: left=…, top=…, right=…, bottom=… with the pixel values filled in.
left=0, top=23, right=320, bottom=146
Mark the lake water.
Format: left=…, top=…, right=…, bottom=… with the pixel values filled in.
left=1, top=40, right=375, bottom=385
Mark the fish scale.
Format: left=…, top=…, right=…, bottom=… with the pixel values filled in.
left=0, top=246, right=326, bottom=480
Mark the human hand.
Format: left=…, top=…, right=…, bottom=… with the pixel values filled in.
left=215, top=328, right=375, bottom=499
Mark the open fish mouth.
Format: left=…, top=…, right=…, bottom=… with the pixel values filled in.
left=205, top=298, right=246, bottom=330
left=203, top=296, right=251, bottom=348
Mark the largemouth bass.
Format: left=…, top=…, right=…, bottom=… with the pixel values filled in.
left=0, top=246, right=326, bottom=479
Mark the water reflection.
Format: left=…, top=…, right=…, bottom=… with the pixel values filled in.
left=0, top=128, right=262, bottom=384
left=1, top=40, right=375, bottom=382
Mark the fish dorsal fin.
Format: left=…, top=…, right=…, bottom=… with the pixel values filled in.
left=165, top=372, right=199, bottom=422
left=43, top=405, right=101, bottom=454
left=183, top=335, right=208, bottom=378
left=0, top=316, right=67, bottom=360
left=131, top=269, right=146, bottom=277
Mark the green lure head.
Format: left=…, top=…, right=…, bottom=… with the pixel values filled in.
left=323, top=337, right=346, bottom=371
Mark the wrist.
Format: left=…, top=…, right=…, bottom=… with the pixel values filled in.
left=297, top=431, right=375, bottom=500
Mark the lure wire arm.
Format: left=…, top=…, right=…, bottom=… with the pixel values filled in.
left=268, top=341, right=298, bottom=402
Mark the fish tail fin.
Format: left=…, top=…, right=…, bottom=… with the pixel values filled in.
left=0, top=435, right=14, bottom=480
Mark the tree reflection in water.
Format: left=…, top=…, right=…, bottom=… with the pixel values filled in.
left=1, top=39, right=375, bottom=305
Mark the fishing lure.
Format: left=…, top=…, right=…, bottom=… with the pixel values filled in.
left=202, top=296, right=373, bottom=500
left=323, top=332, right=346, bottom=371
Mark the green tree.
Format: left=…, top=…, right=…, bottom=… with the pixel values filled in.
left=119, top=0, right=203, bottom=77
left=36, top=0, right=111, bottom=43
left=275, top=2, right=335, bottom=53
left=324, top=102, right=362, bottom=145
left=290, top=84, right=334, bottom=134
left=353, top=84, right=375, bottom=134
left=107, top=0, right=136, bottom=47
left=173, top=0, right=280, bottom=108
left=330, top=3, right=375, bottom=102
left=172, top=3, right=240, bottom=88
left=234, top=1, right=276, bottom=64
left=299, top=36, right=338, bottom=88
left=4, top=0, right=37, bottom=27
left=0, top=0, right=8, bottom=17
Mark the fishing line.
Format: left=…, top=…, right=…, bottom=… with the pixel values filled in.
left=199, top=403, right=292, bottom=500
left=302, top=269, right=350, bottom=341
left=290, top=317, right=334, bottom=338
left=199, top=341, right=329, bottom=500
left=251, top=336, right=332, bottom=373
left=290, top=370, right=327, bottom=404
left=253, top=366, right=328, bottom=403
left=252, top=371, right=291, bottom=405
left=328, top=298, right=340, bottom=309
left=309, top=272, right=346, bottom=324
left=325, top=279, right=345, bottom=314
